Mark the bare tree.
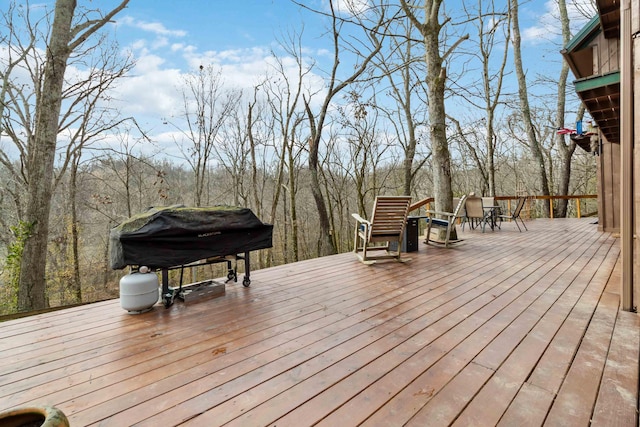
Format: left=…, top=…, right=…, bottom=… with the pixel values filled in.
left=261, top=30, right=317, bottom=263
left=2, top=30, right=135, bottom=307
left=400, top=0, right=468, bottom=240
left=336, top=89, right=394, bottom=216
left=85, top=130, right=166, bottom=291
left=0, top=3, right=47, bottom=228
left=246, top=84, right=279, bottom=267
left=552, top=0, right=579, bottom=217
left=3, top=0, right=130, bottom=311
left=176, top=65, right=241, bottom=207
left=89, top=133, right=160, bottom=220
left=301, top=0, right=389, bottom=256
left=373, top=17, right=430, bottom=196
left=510, top=0, right=551, bottom=213
left=449, top=0, right=511, bottom=197
left=214, top=106, right=252, bottom=207
left=0, top=2, right=39, bottom=136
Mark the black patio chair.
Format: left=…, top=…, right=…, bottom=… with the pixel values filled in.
left=497, top=197, right=528, bottom=232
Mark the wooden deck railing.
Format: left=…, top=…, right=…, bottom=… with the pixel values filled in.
left=529, top=194, right=598, bottom=218
left=410, top=194, right=598, bottom=219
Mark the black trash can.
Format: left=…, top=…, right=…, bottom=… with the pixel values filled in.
left=390, top=216, right=420, bottom=253
left=403, top=216, right=419, bottom=252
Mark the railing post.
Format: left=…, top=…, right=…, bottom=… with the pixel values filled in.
left=576, top=198, right=581, bottom=218
left=549, top=198, right=554, bottom=219
left=620, top=0, right=634, bottom=311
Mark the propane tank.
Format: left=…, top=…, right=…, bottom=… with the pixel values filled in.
left=119, top=269, right=159, bottom=313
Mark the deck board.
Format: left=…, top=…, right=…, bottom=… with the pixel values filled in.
left=0, top=218, right=637, bottom=426
left=358, top=228, right=605, bottom=426
left=591, top=309, right=640, bottom=426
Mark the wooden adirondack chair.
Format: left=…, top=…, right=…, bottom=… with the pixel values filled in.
left=425, top=195, right=468, bottom=247
left=351, top=196, right=412, bottom=264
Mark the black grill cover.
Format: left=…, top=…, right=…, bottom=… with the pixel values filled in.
left=109, top=205, right=273, bottom=269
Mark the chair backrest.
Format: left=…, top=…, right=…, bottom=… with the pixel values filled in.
left=511, top=197, right=527, bottom=217
left=453, top=197, right=466, bottom=217
left=465, top=196, right=484, bottom=219
left=452, top=195, right=468, bottom=218
left=482, top=197, right=495, bottom=207
left=369, top=196, right=412, bottom=237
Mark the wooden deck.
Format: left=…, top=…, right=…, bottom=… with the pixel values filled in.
left=1, top=218, right=638, bottom=426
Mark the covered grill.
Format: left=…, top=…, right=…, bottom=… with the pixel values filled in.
left=110, top=205, right=273, bottom=306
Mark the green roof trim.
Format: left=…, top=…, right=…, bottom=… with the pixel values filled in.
left=574, top=71, right=620, bottom=92
left=564, top=15, right=601, bottom=53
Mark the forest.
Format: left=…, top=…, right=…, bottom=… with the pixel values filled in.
left=0, top=0, right=599, bottom=315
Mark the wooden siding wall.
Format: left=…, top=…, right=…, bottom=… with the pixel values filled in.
left=593, top=32, right=620, bottom=75
left=599, top=136, right=620, bottom=233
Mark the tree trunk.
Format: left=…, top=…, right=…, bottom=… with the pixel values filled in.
left=401, top=0, right=465, bottom=241
left=18, top=0, right=75, bottom=311
left=18, top=0, right=129, bottom=311
left=511, top=0, right=551, bottom=214
left=247, top=94, right=268, bottom=269
left=486, top=114, right=496, bottom=196
left=554, top=0, right=577, bottom=218
left=423, top=5, right=457, bottom=241
left=287, top=138, right=299, bottom=262
left=428, top=66, right=453, bottom=214
left=555, top=60, right=577, bottom=217
left=400, top=0, right=468, bottom=214
left=307, top=118, right=336, bottom=257
left=301, top=0, right=386, bottom=257
left=403, top=123, right=417, bottom=196
left=69, top=150, right=82, bottom=303
left=399, top=26, right=419, bottom=196
left=422, top=1, right=453, bottom=215
left=481, top=1, right=510, bottom=197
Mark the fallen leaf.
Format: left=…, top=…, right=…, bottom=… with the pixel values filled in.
left=212, top=347, right=227, bottom=355
left=414, top=387, right=435, bottom=397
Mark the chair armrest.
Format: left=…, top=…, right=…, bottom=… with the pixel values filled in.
left=352, top=213, right=371, bottom=236
left=351, top=213, right=371, bottom=225
left=425, top=209, right=456, bottom=219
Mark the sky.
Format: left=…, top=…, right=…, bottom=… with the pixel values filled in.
left=1, top=0, right=596, bottom=160
left=107, top=1, right=366, bottom=124
left=91, top=0, right=345, bottom=158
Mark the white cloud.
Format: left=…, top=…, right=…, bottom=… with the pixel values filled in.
left=171, top=43, right=198, bottom=55
left=106, top=42, right=326, bottom=157
left=130, top=39, right=147, bottom=51
left=179, top=46, right=326, bottom=104
left=522, top=0, right=596, bottom=45
left=111, top=54, right=183, bottom=119
left=151, top=36, right=170, bottom=50
left=521, top=1, right=561, bottom=45
left=115, top=15, right=187, bottom=61
left=118, top=16, right=187, bottom=38
left=323, top=0, right=371, bottom=17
